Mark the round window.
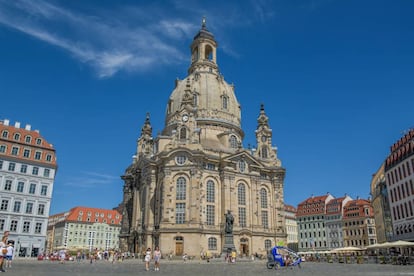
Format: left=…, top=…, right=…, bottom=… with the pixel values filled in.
left=176, top=156, right=187, bottom=165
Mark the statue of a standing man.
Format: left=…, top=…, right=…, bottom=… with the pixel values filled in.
left=225, top=210, right=234, bottom=234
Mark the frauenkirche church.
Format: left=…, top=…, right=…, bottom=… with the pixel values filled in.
left=119, top=19, right=286, bottom=257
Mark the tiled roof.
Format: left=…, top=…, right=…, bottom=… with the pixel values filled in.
left=50, top=206, right=122, bottom=225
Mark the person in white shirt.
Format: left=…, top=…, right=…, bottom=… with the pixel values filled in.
left=5, top=243, right=13, bottom=268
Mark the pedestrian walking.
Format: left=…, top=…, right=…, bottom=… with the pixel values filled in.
left=144, top=248, right=152, bottom=271
left=153, top=246, right=161, bottom=271
left=0, top=231, right=9, bottom=272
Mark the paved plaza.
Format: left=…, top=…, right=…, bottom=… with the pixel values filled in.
left=3, top=259, right=414, bottom=276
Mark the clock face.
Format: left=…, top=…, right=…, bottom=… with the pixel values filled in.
left=182, top=114, right=189, bottom=122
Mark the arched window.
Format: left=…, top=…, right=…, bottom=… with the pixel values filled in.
left=180, top=128, right=187, bottom=140
left=2, top=131, right=8, bottom=138
left=260, top=188, right=268, bottom=208
left=261, top=146, right=268, bottom=158
left=206, top=180, right=215, bottom=203
left=193, top=93, right=198, bottom=106
left=238, top=183, right=246, bottom=205
left=192, top=47, right=199, bottom=62
left=25, top=135, right=32, bottom=143
left=14, top=133, right=20, bottom=141
left=229, top=135, right=238, bottom=149
left=204, top=45, right=213, bottom=60
left=222, top=96, right=228, bottom=109
left=208, top=237, right=217, bottom=250
left=176, top=177, right=186, bottom=200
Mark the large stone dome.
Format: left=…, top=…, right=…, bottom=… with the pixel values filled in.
left=163, top=19, right=242, bottom=139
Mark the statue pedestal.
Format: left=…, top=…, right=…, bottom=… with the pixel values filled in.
left=222, top=234, right=236, bottom=253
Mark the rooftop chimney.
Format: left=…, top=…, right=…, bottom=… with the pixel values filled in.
left=4, top=119, right=9, bottom=126
left=25, top=124, right=31, bottom=131
left=15, top=122, right=21, bottom=128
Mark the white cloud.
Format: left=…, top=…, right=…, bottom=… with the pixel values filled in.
left=62, top=171, right=119, bottom=189
left=0, top=0, right=273, bottom=77
left=0, top=0, right=190, bottom=77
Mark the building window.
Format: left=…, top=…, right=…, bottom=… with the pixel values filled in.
left=46, top=154, right=52, bottom=162
left=29, top=183, right=36, bottom=194
left=0, top=145, right=5, bottom=153
left=230, top=135, right=238, bottom=149
left=26, top=202, right=33, bottom=213
left=13, top=133, right=20, bottom=141
left=35, top=222, right=42, bottom=234
left=0, top=160, right=2, bottom=170
left=262, top=210, right=269, bottom=228
left=41, top=185, right=48, bottom=196
left=34, top=151, right=42, bottom=160
left=238, top=160, right=246, bottom=173
left=206, top=180, right=215, bottom=203
left=261, top=146, right=268, bottom=158
left=206, top=205, right=215, bottom=225
left=238, top=183, right=246, bottom=205
left=179, top=128, right=187, bottom=140
left=0, top=219, right=4, bottom=231
left=11, top=146, right=19, bottom=155
left=260, top=188, right=268, bottom=208
left=23, top=149, right=30, bottom=158
left=1, top=200, right=9, bottom=211
left=38, top=204, right=45, bottom=215
left=25, top=136, right=31, bottom=143
left=10, top=220, right=18, bottom=232
left=176, top=177, right=186, bottom=200
left=265, top=239, right=272, bottom=250
left=208, top=237, right=217, bottom=250
left=4, top=180, right=12, bottom=191
left=238, top=207, right=246, bottom=227
left=13, top=201, right=21, bottom=213
left=44, top=169, right=50, bottom=178
left=36, top=138, right=42, bottom=145
left=17, top=182, right=24, bottom=192
left=20, top=164, right=27, bottom=173
left=175, top=203, right=185, bottom=224
left=32, top=167, right=39, bottom=175
left=2, top=131, right=8, bottom=138
left=222, top=95, right=228, bottom=109
left=23, top=221, right=30, bottom=233
left=176, top=156, right=187, bottom=165
left=8, top=163, right=15, bottom=171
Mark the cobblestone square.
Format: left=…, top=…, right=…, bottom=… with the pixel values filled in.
left=5, top=259, right=414, bottom=276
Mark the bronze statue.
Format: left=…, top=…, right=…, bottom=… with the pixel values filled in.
left=225, top=210, right=234, bottom=234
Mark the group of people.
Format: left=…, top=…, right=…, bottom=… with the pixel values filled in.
left=0, top=231, right=13, bottom=272
left=144, top=246, right=162, bottom=271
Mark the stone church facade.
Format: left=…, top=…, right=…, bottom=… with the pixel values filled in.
left=119, top=20, right=286, bottom=257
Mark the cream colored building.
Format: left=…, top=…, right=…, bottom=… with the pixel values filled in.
left=119, top=19, right=286, bottom=257
left=284, top=205, right=298, bottom=251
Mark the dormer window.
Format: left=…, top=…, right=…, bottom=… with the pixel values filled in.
left=14, top=133, right=20, bottom=141
left=36, top=138, right=42, bottom=145
left=222, top=95, right=228, bottom=110
left=25, top=136, right=32, bottom=143
left=2, top=131, right=8, bottom=138
left=229, top=135, right=238, bottom=149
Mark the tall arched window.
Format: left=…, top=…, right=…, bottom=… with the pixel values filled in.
left=222, top=96, right=228, bottom=109
left=176, top=177, right=186, bottom=200
left=180, top=128, right=187, bottom=140
left=238, top=184, right=246, bottom=205
left=193, top=93, right=198, bottom=106
left=206, top=180, right=215, bottom=203
left=260, top=188, right=268, bottom=208
left=261, top=146, right=268, bottom=158
left=230, top=135, right=238, bottom=149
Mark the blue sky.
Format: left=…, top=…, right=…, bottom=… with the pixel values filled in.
left=0, top=0, right=413, bottom=215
